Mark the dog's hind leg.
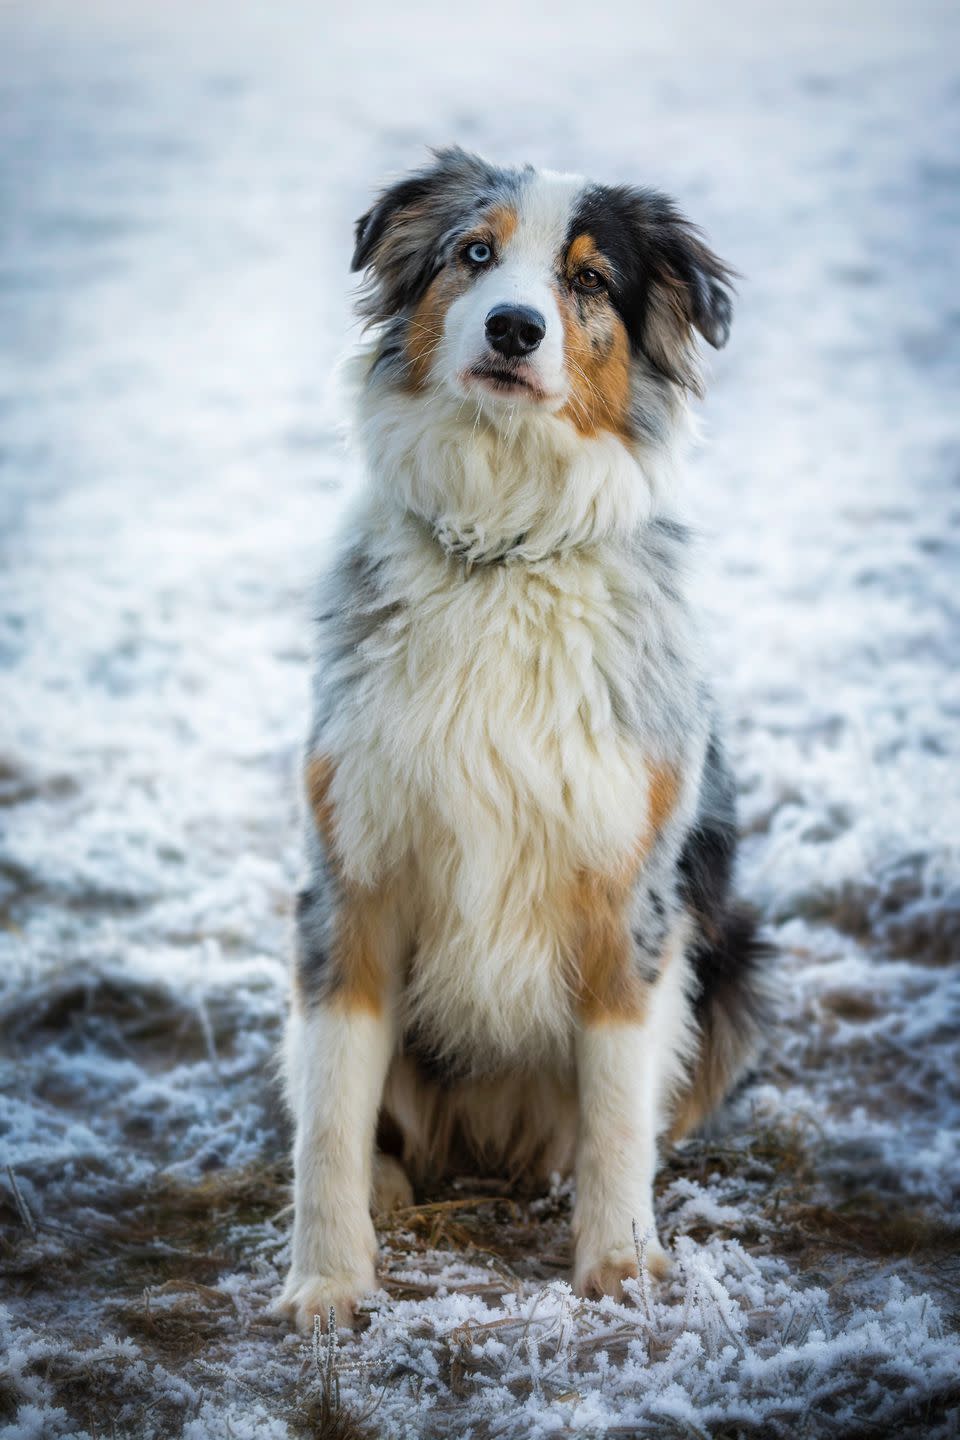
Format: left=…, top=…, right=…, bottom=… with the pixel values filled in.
left=372, top=1151, right=414, bottom=1213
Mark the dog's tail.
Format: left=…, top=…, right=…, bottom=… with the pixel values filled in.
left=669, top=902, right=774, bottom=1143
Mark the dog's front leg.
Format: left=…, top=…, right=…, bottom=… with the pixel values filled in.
left=572, top=1018, right=671, bottom=1299
left=571, top=878, right=675, bottom=1301
left=276, top=751, right=410, bottom=1330
left=278, top=983, right=394, bottom=1331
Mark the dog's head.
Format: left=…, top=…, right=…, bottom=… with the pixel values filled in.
left=352, top=147, right=733, bottom=443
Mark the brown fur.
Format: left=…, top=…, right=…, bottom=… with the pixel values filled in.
left=381, top=1054, right=577, bottom=1182
left=572, top=863, right=647, bottom=1022
left=405, top=203, right=519, bottom=392
left=668, top=905, right=770, bottom=1141
left=668, top=1010, right=749, bottom=1142
left=303, top=754, right=389, bottom=1015
left=305, top=754, right=337, bottom=851
left=578, top=1244, right=670, bottom=1301
left=569, top=762, right=681, bottom=1022
left=406, top=268, right=469, bottom=392
left=328, top=890, right=393, bottom=1016
left=648, top=762, right=680, bottom=836
left=667, top=982, right=759, bottom=1142
left=305, top=751, right=679, bottom=1025
left=484, top=203, right=519, bottom=253
left=565, top=233, right=607, bottom=276
left=556, top=235, right=632, bottom=442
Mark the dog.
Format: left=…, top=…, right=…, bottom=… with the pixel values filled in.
left=276, top=147, right=770, bottom=1331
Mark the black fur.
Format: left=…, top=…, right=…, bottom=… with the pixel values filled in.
left=293, top=883, right=331, bottom=1007
left=678, top=730, right=738, bottom=942
left=565, top=185, right=735, bottom=385
left=691, top=902, right=774, bottom=1062
left=350, top=149, right=734, bottom=401
left=680, top=733, right=773, bottom=1092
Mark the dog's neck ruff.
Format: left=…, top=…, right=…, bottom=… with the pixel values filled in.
left=418, top=515, right=539, bottom=571
left=357, top=383, right=677, bottom=567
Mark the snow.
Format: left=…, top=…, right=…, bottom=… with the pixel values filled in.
left=1, top=0, right=958, bottom=1435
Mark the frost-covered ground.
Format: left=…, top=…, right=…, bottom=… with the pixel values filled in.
left=1, top=1, right=959, bottom=1435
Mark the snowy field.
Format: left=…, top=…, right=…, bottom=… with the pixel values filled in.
left=1, top=1, right=959, bottom=1435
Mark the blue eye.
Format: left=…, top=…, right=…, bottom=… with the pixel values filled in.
left=466, top=241, right=492, bottom=265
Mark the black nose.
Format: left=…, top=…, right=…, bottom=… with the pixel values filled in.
left=484, top=304, right=546, bottom=359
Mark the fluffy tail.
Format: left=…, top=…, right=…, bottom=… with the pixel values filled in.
left=669, top=903, right=774, bottom=1143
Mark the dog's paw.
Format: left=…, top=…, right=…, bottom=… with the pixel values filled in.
left=272, top=1263, right=376, bottom=1332
left=372, top=1152, right=414, bottom=1214
left=574, top=1236, right=671, bottom=1302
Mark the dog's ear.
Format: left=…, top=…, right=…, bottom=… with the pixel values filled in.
left=351, top=174, right=438, bottom=275
left=580, top=186, right=735, bottom=391
left=351, top=147, right=511, bottom=321
left=635, top=192, right=735, bottom=390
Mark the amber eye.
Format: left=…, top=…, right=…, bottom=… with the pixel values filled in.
left=574, top=267, right=605, bottom=292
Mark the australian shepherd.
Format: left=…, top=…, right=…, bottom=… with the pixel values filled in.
left=276, top=148, right=770, bottom=1330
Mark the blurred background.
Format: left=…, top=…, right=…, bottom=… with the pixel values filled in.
left=1, top=2, right=958, bottom=1436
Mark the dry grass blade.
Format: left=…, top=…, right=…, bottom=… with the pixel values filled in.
left=4, top=1166, right=36, bottom=1236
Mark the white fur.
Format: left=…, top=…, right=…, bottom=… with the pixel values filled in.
left=645, top=911, right=702, bottom=1125
left=326, top=539, right=650, bottom=1062
left=280, top=172, right=717, bottom=1328
left=572, top=919, right=696, bottom=1292
left=443, top=172, right=586, bottom=414
left=357, top=382, right=662, bottom=565
left=315, top=385, right=702, bottom=1069
left=276, top=1001, right=394, bottom=1328
left=572, top=1021, right=663, bottom=1288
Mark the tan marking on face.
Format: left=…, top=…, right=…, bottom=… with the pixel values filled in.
left=403, top=202, right=518, bottom=393
left=566, top=232, right=603, bottom=276
left=303, top=753, right=387, bottom=1015
left=405, top=268, right=469, bottom=392
left=484, top=202, right=518, bottom=253
left=556, top=235, right=633, bottom=442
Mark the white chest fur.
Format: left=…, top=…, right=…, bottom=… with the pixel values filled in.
left=318, top=510, right=695, bottom=1067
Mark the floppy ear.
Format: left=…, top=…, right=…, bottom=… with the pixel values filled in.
left=350, top=147, right=511, bottom=322
left=351, top=173, right=439, bottom=274
left=631, top=191, right=735, bottom=390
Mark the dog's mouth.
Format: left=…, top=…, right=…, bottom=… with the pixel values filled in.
left=467, top=363, right=545, bottom=401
